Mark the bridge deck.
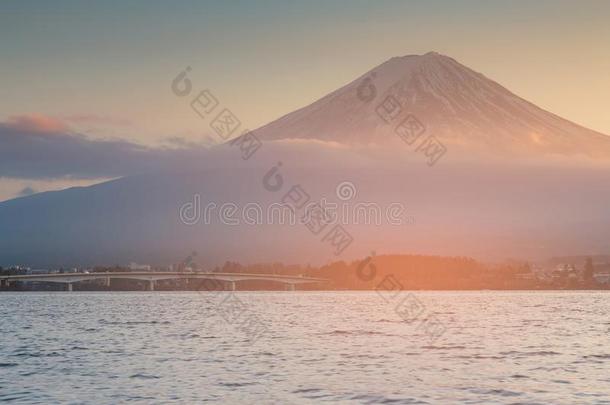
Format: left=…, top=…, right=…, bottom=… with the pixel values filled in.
left=0, top=271, right=327, bottom=285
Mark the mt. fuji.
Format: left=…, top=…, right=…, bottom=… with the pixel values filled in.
left=255, top=52, right=610, bottom=159
left=2, top=52, right=610, bottom=267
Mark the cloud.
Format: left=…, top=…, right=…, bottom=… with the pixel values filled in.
left=6, top=114, right=70, bottom=133
left=0, top=114, right=378, bottom=181
left=0, top=115, right=215, bottom=180
left=3, top=112, right=607, bottom=183
left=62, top=114, right=132, bottom=127
left=17, top=186, right=37, bottom=197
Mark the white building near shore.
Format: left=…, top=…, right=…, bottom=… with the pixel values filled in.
left=128, top=262, right=151, bottom=271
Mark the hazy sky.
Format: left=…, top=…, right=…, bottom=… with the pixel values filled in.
left=1, top=0, right=609, bottom=199
left=2, top=0, right=610, bottom=137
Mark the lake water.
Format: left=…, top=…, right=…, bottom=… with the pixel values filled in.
left=1, top=291, right=609, bottom=404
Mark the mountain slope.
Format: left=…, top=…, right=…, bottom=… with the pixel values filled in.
left=2, top=52, right=610, bottom=267
left=1, top=159, right=610, bottom=267
left=254, top=52, right=610, bottom=158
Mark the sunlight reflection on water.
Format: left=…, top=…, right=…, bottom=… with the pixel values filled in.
left=1, top=291, right=609, bottom=404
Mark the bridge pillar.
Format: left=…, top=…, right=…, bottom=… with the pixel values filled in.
left=228, top=281, right=236, bottom=291
left=286, top=283, right=295, bottom=291
left=148, top=280, right=155, bottom=291
left=66, top=283, right=73, bottom=292
left=0, top=279, right=5, bottom=288
left=104, top=277, right=111, bottom=288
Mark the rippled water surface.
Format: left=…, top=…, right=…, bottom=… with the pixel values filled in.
left=1, top=291, right=609, bottom=404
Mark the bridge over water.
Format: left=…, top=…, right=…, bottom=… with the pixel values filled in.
left=0, top=272, right=327, bottom=291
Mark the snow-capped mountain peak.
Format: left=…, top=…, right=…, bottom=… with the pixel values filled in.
left=255, top=52, right=610, bottom=158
